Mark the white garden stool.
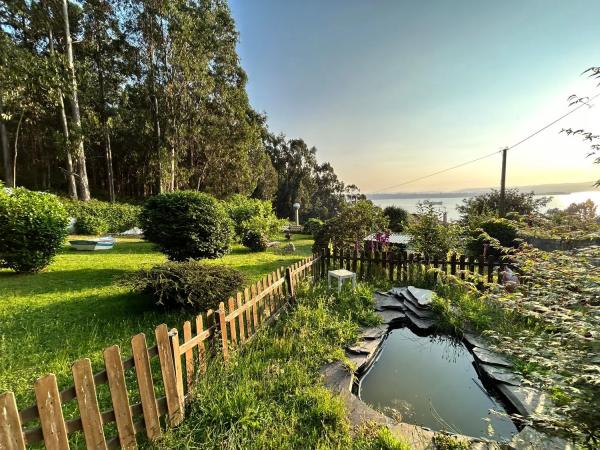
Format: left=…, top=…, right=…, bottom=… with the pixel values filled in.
left=328, top=269, right=357, bottom=293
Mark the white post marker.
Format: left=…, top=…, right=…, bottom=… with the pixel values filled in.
left=327, top=269, right=357, bottom=293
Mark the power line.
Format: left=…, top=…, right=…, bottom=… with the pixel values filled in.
left=375, top=92, right=600, bottom=192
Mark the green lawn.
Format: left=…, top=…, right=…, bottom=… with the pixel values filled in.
left=0, top=234, right=313, bottom=408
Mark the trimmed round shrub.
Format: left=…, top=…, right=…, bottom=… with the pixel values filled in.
left=141, top=191, right=233, bottom=260
left=383, top=206, right=409, bottom=232
left=303, top=218, right=324, bottom=236
left=0, top=188, right=69, bottom=273
left=127, top=260, right=246, bottom=311
left=241, top=229, right=269, bottom=252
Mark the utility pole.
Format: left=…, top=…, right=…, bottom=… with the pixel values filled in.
left=499, top=147, right=508, bottom=217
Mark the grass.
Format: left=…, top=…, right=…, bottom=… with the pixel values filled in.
left=0, top=233, right=313, bottom=408
left=150, top=281, right=409, bottom=450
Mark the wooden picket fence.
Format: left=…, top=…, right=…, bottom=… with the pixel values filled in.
left=0, top=256, right=320, bottom=450
left=322, top=248, right=511, bottom=284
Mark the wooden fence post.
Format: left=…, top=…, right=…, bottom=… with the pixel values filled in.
left=0, top=392, right=26, bottom=450
left=218, top=303, right=229, bottom=362
left=34, top=374, right=69, bottom=450
left=285, top=267, right=295, bottom=301
left=131, top=333, right=161, bottom=441
left=72, top=358, right=107, bottom=450
left=487, top=255, right=495, bottom=283
left=155, top=324, right=183, bottom=426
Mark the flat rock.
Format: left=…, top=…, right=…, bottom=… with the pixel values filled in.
left=375, top=290, right=391, bottom=296
left=405, top=311, right=435, bottom=331
left=509, top=426, right=573, bottom=450
left=377, top=309, right=406, bottom=324
left=472, top=347, right=512, bottom=368
left=478, top=363, right=521, bottom=386
left=346, top=352, right=371, bottom=371
left=347, top=338, right=381, bottom=356
left=388, top=423, right=436, bottom=450
left=463, top=333, right=489, bottom=349
left=497, top=385, right=551, bottom=418
left=407, top=286, right=434, bottom=307
left=388, top=287, right=406, bottom=298
left=341, top=391, right=394, bottom=427
left=360, top=325, right=388, bottom=340
left=320, top=361, right=353, bottom=394
left=402, top=299, right=437, bottom=319
left=374, top=294, right=405, bottom=312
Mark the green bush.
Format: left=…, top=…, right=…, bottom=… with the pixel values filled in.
left=241, top=229, right=269, bottom=252
left=74, top=214, right=109, bottom=235
left=406, top=201, right=460, bottom=258
left=383, top=206, right=409, bottom=232
left=62, top=199, right=141, bottom=234
left=466, top=218, right=517, bottom=257
left=0, top=188, right=69, bottom=273
left=303, top=218, right=324, bottom=236
left=141, top=191, right=233, bottom=261
left=127, top=260, right=245, bottom=311
left=326, top=200, right=388, bottom=251
left=224, top=194, right=283, bottom=246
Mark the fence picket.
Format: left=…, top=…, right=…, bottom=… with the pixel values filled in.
left=72, top=358, right=107, bottom=450
left=243, top=288, right=252, bottom=336
left=195, top=316, right=207, bottom=373
left=103, top=346, right=136, bottom=450
left=236, top=292, right=246, bottom=343
left=131, top=334, right=161, bottom=441
left=169, top=330, right=184, bottom=404
left=34, top=374, right=69, bottom=450
left=227, top=297, right=238, bottom=346
left=0, top=392, right=26, bottom=450
left=155, top=324, right=183, bottom=426
left=182, top=321, right=194, bottom=392
left=251, top=284, right=259, bottom=328
left=218, top=303, right=229, bottom=362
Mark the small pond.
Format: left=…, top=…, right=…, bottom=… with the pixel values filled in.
left=359, top=327, right=518, bottom=440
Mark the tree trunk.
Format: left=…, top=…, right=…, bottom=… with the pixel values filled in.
left=96, top=43, right=115, bottom=202
left=62, top=0, right=91, bottom=201
left=45, top=0, right=77, bottom=199
left=170, top=144, right=175, bottom=191
left=0, top=100, right=13, bottom=187
left=12, top=109, right=25, bottom=188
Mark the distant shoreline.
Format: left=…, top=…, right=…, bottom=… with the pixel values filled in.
left=368, top=191, right=573, bottom=200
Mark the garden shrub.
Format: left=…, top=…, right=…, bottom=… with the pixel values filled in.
left=0, top=188, right=69, bottom=273
left=141, top=191, right=233, bottom=260
left=383, top=206, right=409, bottom=232
left=303, top=218, right=324, bottom=236
left=326, top=200, right=388, bottom=251
left=62, top=199, right=141, bottom=234
left=466, top=218, right=518, bottom=257
left=127, top=260, right=245, bottom=311
left=406, top=201, right=460, bottom=258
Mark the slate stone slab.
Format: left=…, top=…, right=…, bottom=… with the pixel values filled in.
left=509, top=426, right=573, bottom=450
left=463, top=333, right=489, bottom=349
left=360, top=325, right=388, bottom=340
left=342, top=390, right=394, bottom=427
left=377, top=309, right=406, bottom=324
left=497, top=385, right=550, bottom=418
left=478, top=363, right=521, bottom=386
left=347, top=338, right=381, bottom=356
left=375, top=290, right=391, bottom=296
left=374, top=294, right=405, bottom=312
left=347, top=352, right=371, bottom=371
left=407, top=286, right=434, bottom=307
left=472, top=347, right=512, bottom=368
left=401, top=290, right=432, bottom=312
left=405, top=311, right=435, bottom=331
left=320, top=361, right=353, bottom=394
left=402, top=298, right=437, bottom=319
left=388, top=287, right=406, bottom=298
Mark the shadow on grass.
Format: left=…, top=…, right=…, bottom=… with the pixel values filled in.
left=0, top=268, right=130, bottom=295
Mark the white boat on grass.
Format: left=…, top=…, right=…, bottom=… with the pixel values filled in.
left=69, top=236, right=116, bottom=251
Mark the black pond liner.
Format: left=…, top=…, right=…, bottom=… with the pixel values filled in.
left=353, top=323, right=521, bottom=441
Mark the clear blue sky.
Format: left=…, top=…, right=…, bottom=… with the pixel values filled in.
left=229, top=0, right=600, bottom=193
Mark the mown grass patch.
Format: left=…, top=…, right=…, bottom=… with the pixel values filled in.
left=150, top=282, right=409, bottom=450
left=0, top=234, right=313, bottom=408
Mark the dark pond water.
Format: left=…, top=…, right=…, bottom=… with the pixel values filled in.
left=359, top=327, right=518, bottom=440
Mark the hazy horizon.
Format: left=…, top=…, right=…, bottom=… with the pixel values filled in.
left=229, top=0, right=600, bottom=193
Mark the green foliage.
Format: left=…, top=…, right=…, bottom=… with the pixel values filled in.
left=383, top=206, right=409, bottom=232
left=0, top=188, right=68, bottom=273
left=224, top=195, right=283, bottom=251
left=433, top=433, right=470, bottom=450
left=325, top=200, right=389, bottom=251
left=407, top=202, right=460, bottom=258
left=465, top=218, right=518, bottom=257
left=304, top=217, right=324, bottom=236
left=126, top=260, right=245, bottom=311
left=457, top=189, right=551, bottom=220
left=141, top=191, right=233, bottom=261
left=61, top=199, right=141, bottom=234
left=155, top=281, right=400, bottom=449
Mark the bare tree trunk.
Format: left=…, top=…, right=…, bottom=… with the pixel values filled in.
left=45, top=0, right=77, bottom=199
left=170, top=144, right=175, bottom=191
left=62, top=0, right=91, bottom=201
left=12, top=109, right=25, bottom=188
left=0, top=100, right=13, bottom=187
left=96, top=46, right=115, bottom=202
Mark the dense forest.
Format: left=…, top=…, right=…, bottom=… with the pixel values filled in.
left=0, top=0, right=359, bottom=220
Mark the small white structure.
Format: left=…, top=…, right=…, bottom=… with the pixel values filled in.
left=293, top=202, right=301, bottom=225
left=328, top=269, right=357, bottom=293
left=69, top=236, right=115, bottom=251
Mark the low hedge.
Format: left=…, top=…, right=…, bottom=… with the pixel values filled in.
left=61, top=199, right=141, bottom=235
left=127, top=260, right=246, bottom=311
